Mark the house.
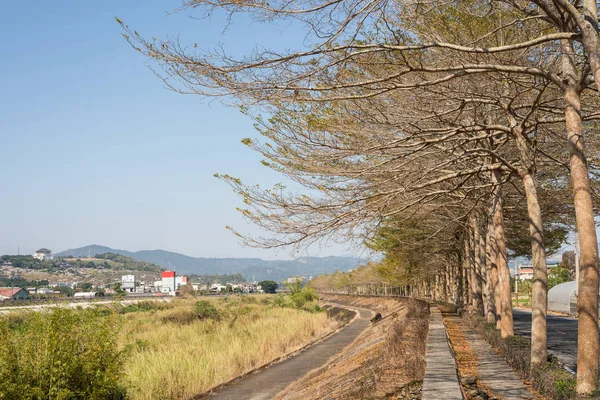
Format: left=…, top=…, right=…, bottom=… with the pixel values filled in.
left=516, top=260, right=560, bottom=281
left=1, top=261, right=13, bottom=268
left=209, top=283, right=226, bottom=293
left=33, top=248, right=53, bottom=261
left=0, top=287, right=30, bottom=301
left=516, top=265, right=534, bottom=281
left=239, top=282, right=258, bottom=293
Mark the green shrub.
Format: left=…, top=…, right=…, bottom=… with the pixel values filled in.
left=307, top=303, right=324, bottom=313
left=273, top=294, right=294, bottom=308
left=0, top=308, right=126, bottom=399
left=291, top=287, right=319, bottom=308
left=193, top=300, right=221, bottom=321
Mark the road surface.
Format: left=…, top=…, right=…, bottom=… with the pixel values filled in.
left=512, top=309, right=600, bottom=372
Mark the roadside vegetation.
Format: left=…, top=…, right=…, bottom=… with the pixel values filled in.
left=0, top=291, right=336, bottom=400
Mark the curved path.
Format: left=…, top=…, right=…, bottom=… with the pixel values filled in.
left=202, top=306, right=373, bottom=400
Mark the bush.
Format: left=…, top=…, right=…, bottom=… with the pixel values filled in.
left=193, top=300, right=221, bottom=321
left=0, top=308, right=126, bottom=399
left=291, top=287, right=319, bottom=308
left=273, top=294, right=294, bottom=308
left=307, top=303, right=324, bottom=313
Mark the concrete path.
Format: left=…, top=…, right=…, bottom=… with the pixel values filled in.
left=203, top=306, right=373, bottom=400
left=512, top=308, right=600, bottom=373
left=464, top=329, right=534, bottom=399
left=422, top=306, right=463, bottom=400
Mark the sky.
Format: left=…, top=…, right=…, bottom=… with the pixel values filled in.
left=0, top=1, right=353, bottom=259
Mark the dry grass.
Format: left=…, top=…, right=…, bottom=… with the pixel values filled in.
left=443, top=315, right=478, bottom=378
left=119, top=296, right=337, bottom=400
left=276, top=296, right=429, bottom=400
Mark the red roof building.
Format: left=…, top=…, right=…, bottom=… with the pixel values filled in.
left=0, top=287, right=29, bottom=301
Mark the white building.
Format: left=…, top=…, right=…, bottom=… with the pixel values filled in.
left=122, top=275, right=136, bottom=292
left=33, top=248, right=53, bottom=261
left=175, top=276, right=189, bottom=289
left=516, top=265, right=534, bottom=281
left=516, top=260, right=560, bottom=281
left=210, top=283, right=226, bottom=293
left=161, top=271, right=176, bottom=293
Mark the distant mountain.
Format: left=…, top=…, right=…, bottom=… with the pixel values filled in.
left=55, top=245, right=364, bottom=282
left=57, top=245, right=135, bottom=259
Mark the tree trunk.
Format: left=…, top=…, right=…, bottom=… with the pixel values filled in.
left=561, top=38, right=600, bottom=394
left=567, top=86, right=600, bottom=393
left=463, top=237, right=471, bottom=309
left=485, top=216, right=498, bottom=324
left=521, top=171, right=548, bottom=365
left=471, top=216, right=485, bottom=316
left=492, top=168, right=514, bottom=337
left=479, top=219, right=489, bottom=318
left=456, top=250, right=463, bottom=307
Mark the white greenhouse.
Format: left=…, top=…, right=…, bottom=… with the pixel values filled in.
left=547, top=281, right=577, bottom=314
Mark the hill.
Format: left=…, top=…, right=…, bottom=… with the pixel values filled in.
left=55, top=245, right=363, bottom=282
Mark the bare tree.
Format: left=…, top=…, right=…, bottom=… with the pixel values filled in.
left=122, top=0, right=600, bottom=390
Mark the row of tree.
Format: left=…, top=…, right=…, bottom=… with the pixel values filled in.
left=122, top=0, right=600, bottom=393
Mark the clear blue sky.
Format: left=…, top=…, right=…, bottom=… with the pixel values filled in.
left=0, top=1, right=350, bottom=259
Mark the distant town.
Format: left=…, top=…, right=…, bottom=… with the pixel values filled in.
left=0, top=247, right=311, bottom=302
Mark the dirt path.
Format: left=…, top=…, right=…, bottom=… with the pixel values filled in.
left=202, top=306, right=373, bottom=400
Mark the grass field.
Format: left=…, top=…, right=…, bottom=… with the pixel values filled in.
left=0, top=293, right=337, bottom=400
left=121, top=295, right=337, bottom=399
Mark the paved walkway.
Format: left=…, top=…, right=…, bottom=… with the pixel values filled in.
left=203, top=306, right=372, bottom=400
left=422, top=306, right=463, bottom=400
left=443, top=313, right=534, bottom=400
left=464, top=329, right=534, bottom=399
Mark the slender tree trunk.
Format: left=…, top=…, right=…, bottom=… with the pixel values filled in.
left=485, top=216, right=498, bottom=324
left=479, top=219, right=489, bottom=318
left=471, top=216, right=485, bottom=316
left=521, top=171, right=548, bottom=365
left=456, top=251, right=463, bottom=307
left=463, top=237, right=471, bottom=309
left=492, top=168, right=514, bottom=337
left=561, top=38, right=600, bottom=394
left=568, top=86, right=600, bottom=391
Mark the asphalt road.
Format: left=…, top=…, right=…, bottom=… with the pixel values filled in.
left=512, top=309, right=597, bottom=372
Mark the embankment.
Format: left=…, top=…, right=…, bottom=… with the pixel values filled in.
left=276, top=294, right=430, bottom=400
